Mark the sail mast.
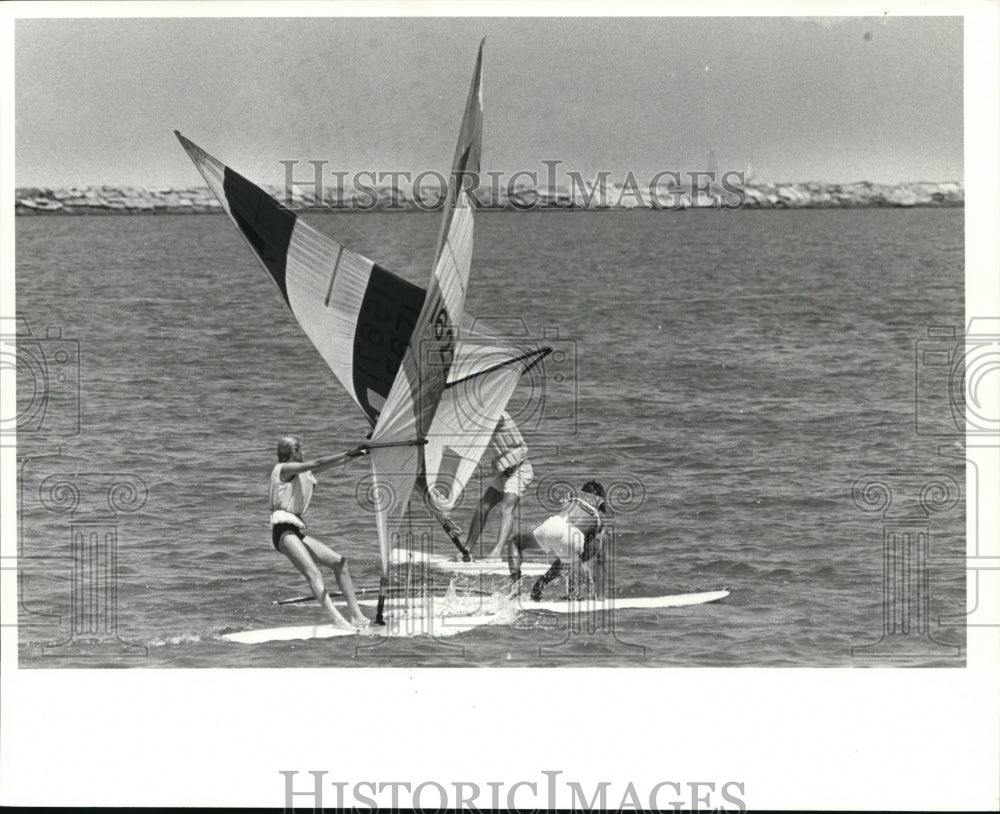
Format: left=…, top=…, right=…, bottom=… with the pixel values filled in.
left=368, top=39, right=486, bottom=623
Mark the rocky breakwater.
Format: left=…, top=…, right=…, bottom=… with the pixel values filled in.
left=15, top=185, right=223, bottom=215
left=15, top=179, right=963, bottom=214
left=737, top=180, right=963, bottom=209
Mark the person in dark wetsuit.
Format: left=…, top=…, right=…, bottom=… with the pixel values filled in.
left=507, top=480, right=613, bottom=600
left=269, top=436, right=369, bottom=630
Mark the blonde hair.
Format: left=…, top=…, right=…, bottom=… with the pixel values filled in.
left=277, top=436, right=299, bottom=462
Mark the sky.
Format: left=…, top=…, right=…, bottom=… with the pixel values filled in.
left=12, top=12, right=967, bottom=188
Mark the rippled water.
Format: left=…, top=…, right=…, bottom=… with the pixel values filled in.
left=15, top=207, right=965, bottom=666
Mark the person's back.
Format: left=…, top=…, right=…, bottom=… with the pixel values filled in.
left=488, top=411, right=528, bottom=473
left=526, top=480, right=611, bottom=600
left=560, top=489, right=604, bottom=540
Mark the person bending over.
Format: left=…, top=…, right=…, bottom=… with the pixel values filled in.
left=507, top=480, right=613, bottom=600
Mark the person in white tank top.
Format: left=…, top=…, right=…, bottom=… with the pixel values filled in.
left=269, top=435, right=371, bottom=630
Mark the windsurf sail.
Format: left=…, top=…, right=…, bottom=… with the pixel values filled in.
left=365, top=40, right=551, bottom=558
left=422, top=342, right=548, bottom=513
left=177, top=39, right=548, bottom=626
left=362, top=41, right=553, bottom=623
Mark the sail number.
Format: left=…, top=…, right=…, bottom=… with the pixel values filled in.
left=431, top=301, right=455, bottom=370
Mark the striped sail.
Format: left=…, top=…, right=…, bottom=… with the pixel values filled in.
left=175, top=131, right=425, bottom=427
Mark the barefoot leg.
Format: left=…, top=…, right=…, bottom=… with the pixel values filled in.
left=278, top=533, right=355, bottom=630
left=487, top=492, right=519, bottom=559
left=303, top=536, right=369, bottom=626
left=465, top=488, right=502, bottom=556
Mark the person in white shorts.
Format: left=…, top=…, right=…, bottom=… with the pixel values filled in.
left=507, top=480, right=612, bottom=600
left=462, top=411, right=534, bottom=559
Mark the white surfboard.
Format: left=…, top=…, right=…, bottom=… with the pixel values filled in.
left=514, top=589, right=731, bottom=614
left=224, top=589, right=730, bottom=643
left=389, top=547, right=551, bottom=576
left=221, top=612, right=499, bottom=644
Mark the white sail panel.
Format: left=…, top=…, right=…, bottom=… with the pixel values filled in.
left=430, top=191, right=474, bottom=325
left=285, top=221, right=373, bottom=411
left=369, top=442, right=424, bottom=574
left=424, top=347, right=549, bottom=512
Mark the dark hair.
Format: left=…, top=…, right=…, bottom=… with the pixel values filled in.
left=581, top=480, right=607, bottom=512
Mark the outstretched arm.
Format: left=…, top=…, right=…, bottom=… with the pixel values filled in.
left=280, top=445, right=370, bottom=479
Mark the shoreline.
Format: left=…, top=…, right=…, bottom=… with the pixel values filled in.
left=15, top=180, right=964, bottom=215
